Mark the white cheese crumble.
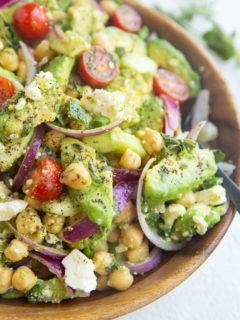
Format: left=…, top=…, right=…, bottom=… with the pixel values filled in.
left=0, top=200, right=28, bottom=221
left=81, top=89, right=125, bottom=121
left=15, top=98, right=26, bottom=110
left=163, top=204, right=186, bottom=226
left=25, top=81, right=42, bottom=101
left=36, top=71, right=54, bottom=88
left=62, top=249, right=97, bottom=293
left=195, top=185, right=227, bottom=206
left=193, top=216, right=208, bottom=235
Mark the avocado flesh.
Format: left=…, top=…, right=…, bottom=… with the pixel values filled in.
left=144, top=148, right=217, bottom=207
left=148, top=38, right=200, bottom=97
left=61, top=138, right=114, bottom=229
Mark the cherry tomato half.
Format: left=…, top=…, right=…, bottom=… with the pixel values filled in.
left=25, top=157, right=63, bottom=201
left=153, top=69, right=190, bottom=103
left=112, top=4, right=142, bottom=33
left=79, top=46, right=119, bottom=87
left=13, top=3, right=50, bottom=41
left=0, top=77, right=15, bottom=109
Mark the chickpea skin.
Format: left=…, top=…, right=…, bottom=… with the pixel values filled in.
left=115, top=201, right=136, bottom=225
left=4, top=239, right=28, bottom=262
left=107, top=227, right=120, bottom=243
left=97, top=275, right=109, bottom=291
left=126, top=239, right=149, bottom=264
left=141, top=128, right=164, bottom=155
left=119, top=149, right=141, bottom=170
left=0, top=48, right=19, bottom=71
left=121, top=225, right=144, bottom=249
left=43, top=215, right=65, bottom=234
left=12, top=266, right=36, bottom=293
left=0, top=266, right=13, bottom=294
left=93, top=251, right=113, bottom=276
left=24, top=195, right=42, bottom=210
left=60, top=163, right=92, bottom=190
left=43, top=130, right=65, bottom=152
left=34, top=40, right=55, bottom=62
left=108, top=266, right=134, bottom=291
left=16, top=207, right=42, bottom=235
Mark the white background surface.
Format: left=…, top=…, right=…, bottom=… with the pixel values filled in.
left=120, top=1, right=240, bottom=319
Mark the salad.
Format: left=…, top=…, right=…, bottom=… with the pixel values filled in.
left=0, top=0, right=229, bottom=303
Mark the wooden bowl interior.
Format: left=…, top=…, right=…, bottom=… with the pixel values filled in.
left=0, top=2, right=240, bottom=320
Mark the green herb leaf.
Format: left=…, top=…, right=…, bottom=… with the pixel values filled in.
left=106, top=257, right=118, bottom=273
left=115, top=47, right=126, bottom=58
left=213, top=150, right=225, bottom=163
left=138, top=26, right=150, bottom=40
left=67, top=101, right=91, bottom=125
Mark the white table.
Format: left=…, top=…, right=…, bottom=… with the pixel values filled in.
left=120, top=1, right=240, bottom=319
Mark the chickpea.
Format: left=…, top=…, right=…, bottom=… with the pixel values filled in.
left=43, top=215, right=65, bottom=234
left=92, top=32, right=112, bottom=51
left=0, top=266, right=13, bottom=294
left=4, top=239, right=28, bottom=262
left=93, top=251, right=113, bottom=276
left=43, top=130, right=65, bottom=152
left=121, top=225, right=144, bottom=249
left=24, top=195, right=42, bottom=210
left=100, top=0, right=118, bottom=15
left=119, top=149, right=141, bottom=170
left=126, top=239, right=149, bottom=263
left=60, top=163, right=92, bottom=190
left=17, top=61, right=27, bottom=83
left=97, top=275, right=109, bottom=291
left=93, top=239, right=108, bottom=253
left=16, top=207, right=42, bottom=235
left=175, top=191, right=195, bottom=208
left=0, top=181, right=10, bottom=200
left=28, top=227, right=46, bottom=244
left=34, top=40, right=55, bottom=62
left=115, top=201, right=136, bottom=225
left=108, top=266, right=133, bottom=291
left=0, top=48, right=19, bottom=71
left=12, top=266, right=36, bottom=293
left=107, top=227, right=120, bottom=243
left=141, top=128, right=164, bottom=155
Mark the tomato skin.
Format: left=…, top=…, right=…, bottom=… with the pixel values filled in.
left=26, top=157, right=63, bottom=201
left=153, top=69, right=190, bottom=103
left=112, top=4, right=142, bottom=33
left=0, top=77, right=15, bottom=108
left=13, top=3, right=50, bottom=41
left=79, top=46, right=119, bottom=87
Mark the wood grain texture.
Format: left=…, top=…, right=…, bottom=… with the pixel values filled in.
left=0, top=2, right=239, bottom=319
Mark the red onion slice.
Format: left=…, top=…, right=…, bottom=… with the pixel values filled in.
left=113, top=168, right=142, bottom=183
left=12, top=125, right=45, bottom=192
left=30, top=251, right=65, bottom=278
left=137, top=158, right=184, bottom=251
left=46, top=119, right=123, bottom=138
left=191, top=90, right=210, bottom=127
left=6, top=222, right=67, bottom=258
left=62, top=216, right=100, bottom=243
left=19, top=41, right=37, bottom=85
left=0, top=0, right=18, bottom=8
left=114, top=181, right=138, bottom=213
left=187, top=121, right=207, bottom=141
left=161, top=94, right=180, bottom=137
left=126, top=247, right=162, bottom=274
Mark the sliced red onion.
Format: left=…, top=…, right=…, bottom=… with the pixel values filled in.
left=6, top=222, right=67, bottom=258
left=126, top=247, right=162, bottom=274
left=19, top=41, right=37, bottom=85
left=12, top=125, right=45, bottom=191
left=113, top=181, right=138, bottom=213
left=52, top=26, right=65, bottom=40
left=187, top=121, right=207, bottom=141
left=113, top=168, right=142, bottom=183
left=30, top=251, right=65, bottom=278
left=0, top=0, right=18, bottom=8
left=46, top=119, right=123, bottom=138
left=62, top=216, right=100, bottom=243
left=137, top=158, right=184, bottom=251
left=191, top=90, right=210, bottom=127
left=161, top=94, right=180, bottom=136
left=34, top=265, right=53, bottom=278
left=6, top=257, right=31, bottom=269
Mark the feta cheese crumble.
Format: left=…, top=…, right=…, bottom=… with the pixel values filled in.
left=0, top=200, right=28, bottom=221
left=195, top=185, right=227, bottom=206
left=62, top=249, right=97, bottom=293
left=193, top=215, right=208, bottom=235
left=81, top=89, right=125, bottom=121
left=15, top=98, right=26, bottom=110
left=25, top=81, right=42, bottom=101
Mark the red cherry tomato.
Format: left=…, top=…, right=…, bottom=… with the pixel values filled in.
left=13, top=3, right=50, bottom=41
left=153, top=69, right=190, bottom=103
left=0, top=77, right=15, bottom=109
left=112, top=4, right=142, bottom=33
left=25, top=157, right=63, bottom=201
left=79, top=46, right=119, bottom=87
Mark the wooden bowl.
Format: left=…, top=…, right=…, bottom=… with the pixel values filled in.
left=1, top=2, right=240, bottom=319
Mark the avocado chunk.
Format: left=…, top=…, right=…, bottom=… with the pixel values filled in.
left=121, top=53, right=158, bottom=75
left=44, top=56, right=74, bottom=90
left=68, top=1, right=93, bottom=37
left=27, top=278, right=69, bottom=303
left=148, top=38, right=200, bottom=97
left=2, top=289, right=24, bottom=299
left=0, top=130, right=33, bottom=172
left=41, top=194, right=78, bottom=217
left=61, top=138, right=114, bottom=228
left=144, top=147, right=217, bottom=207
left=0, top=71, right=63, bottom=140
left=83, top=127, right=146, bottom=157
left=132, top=96, right=164, bottom=132
left=0, top=66, right=23, bottom=90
